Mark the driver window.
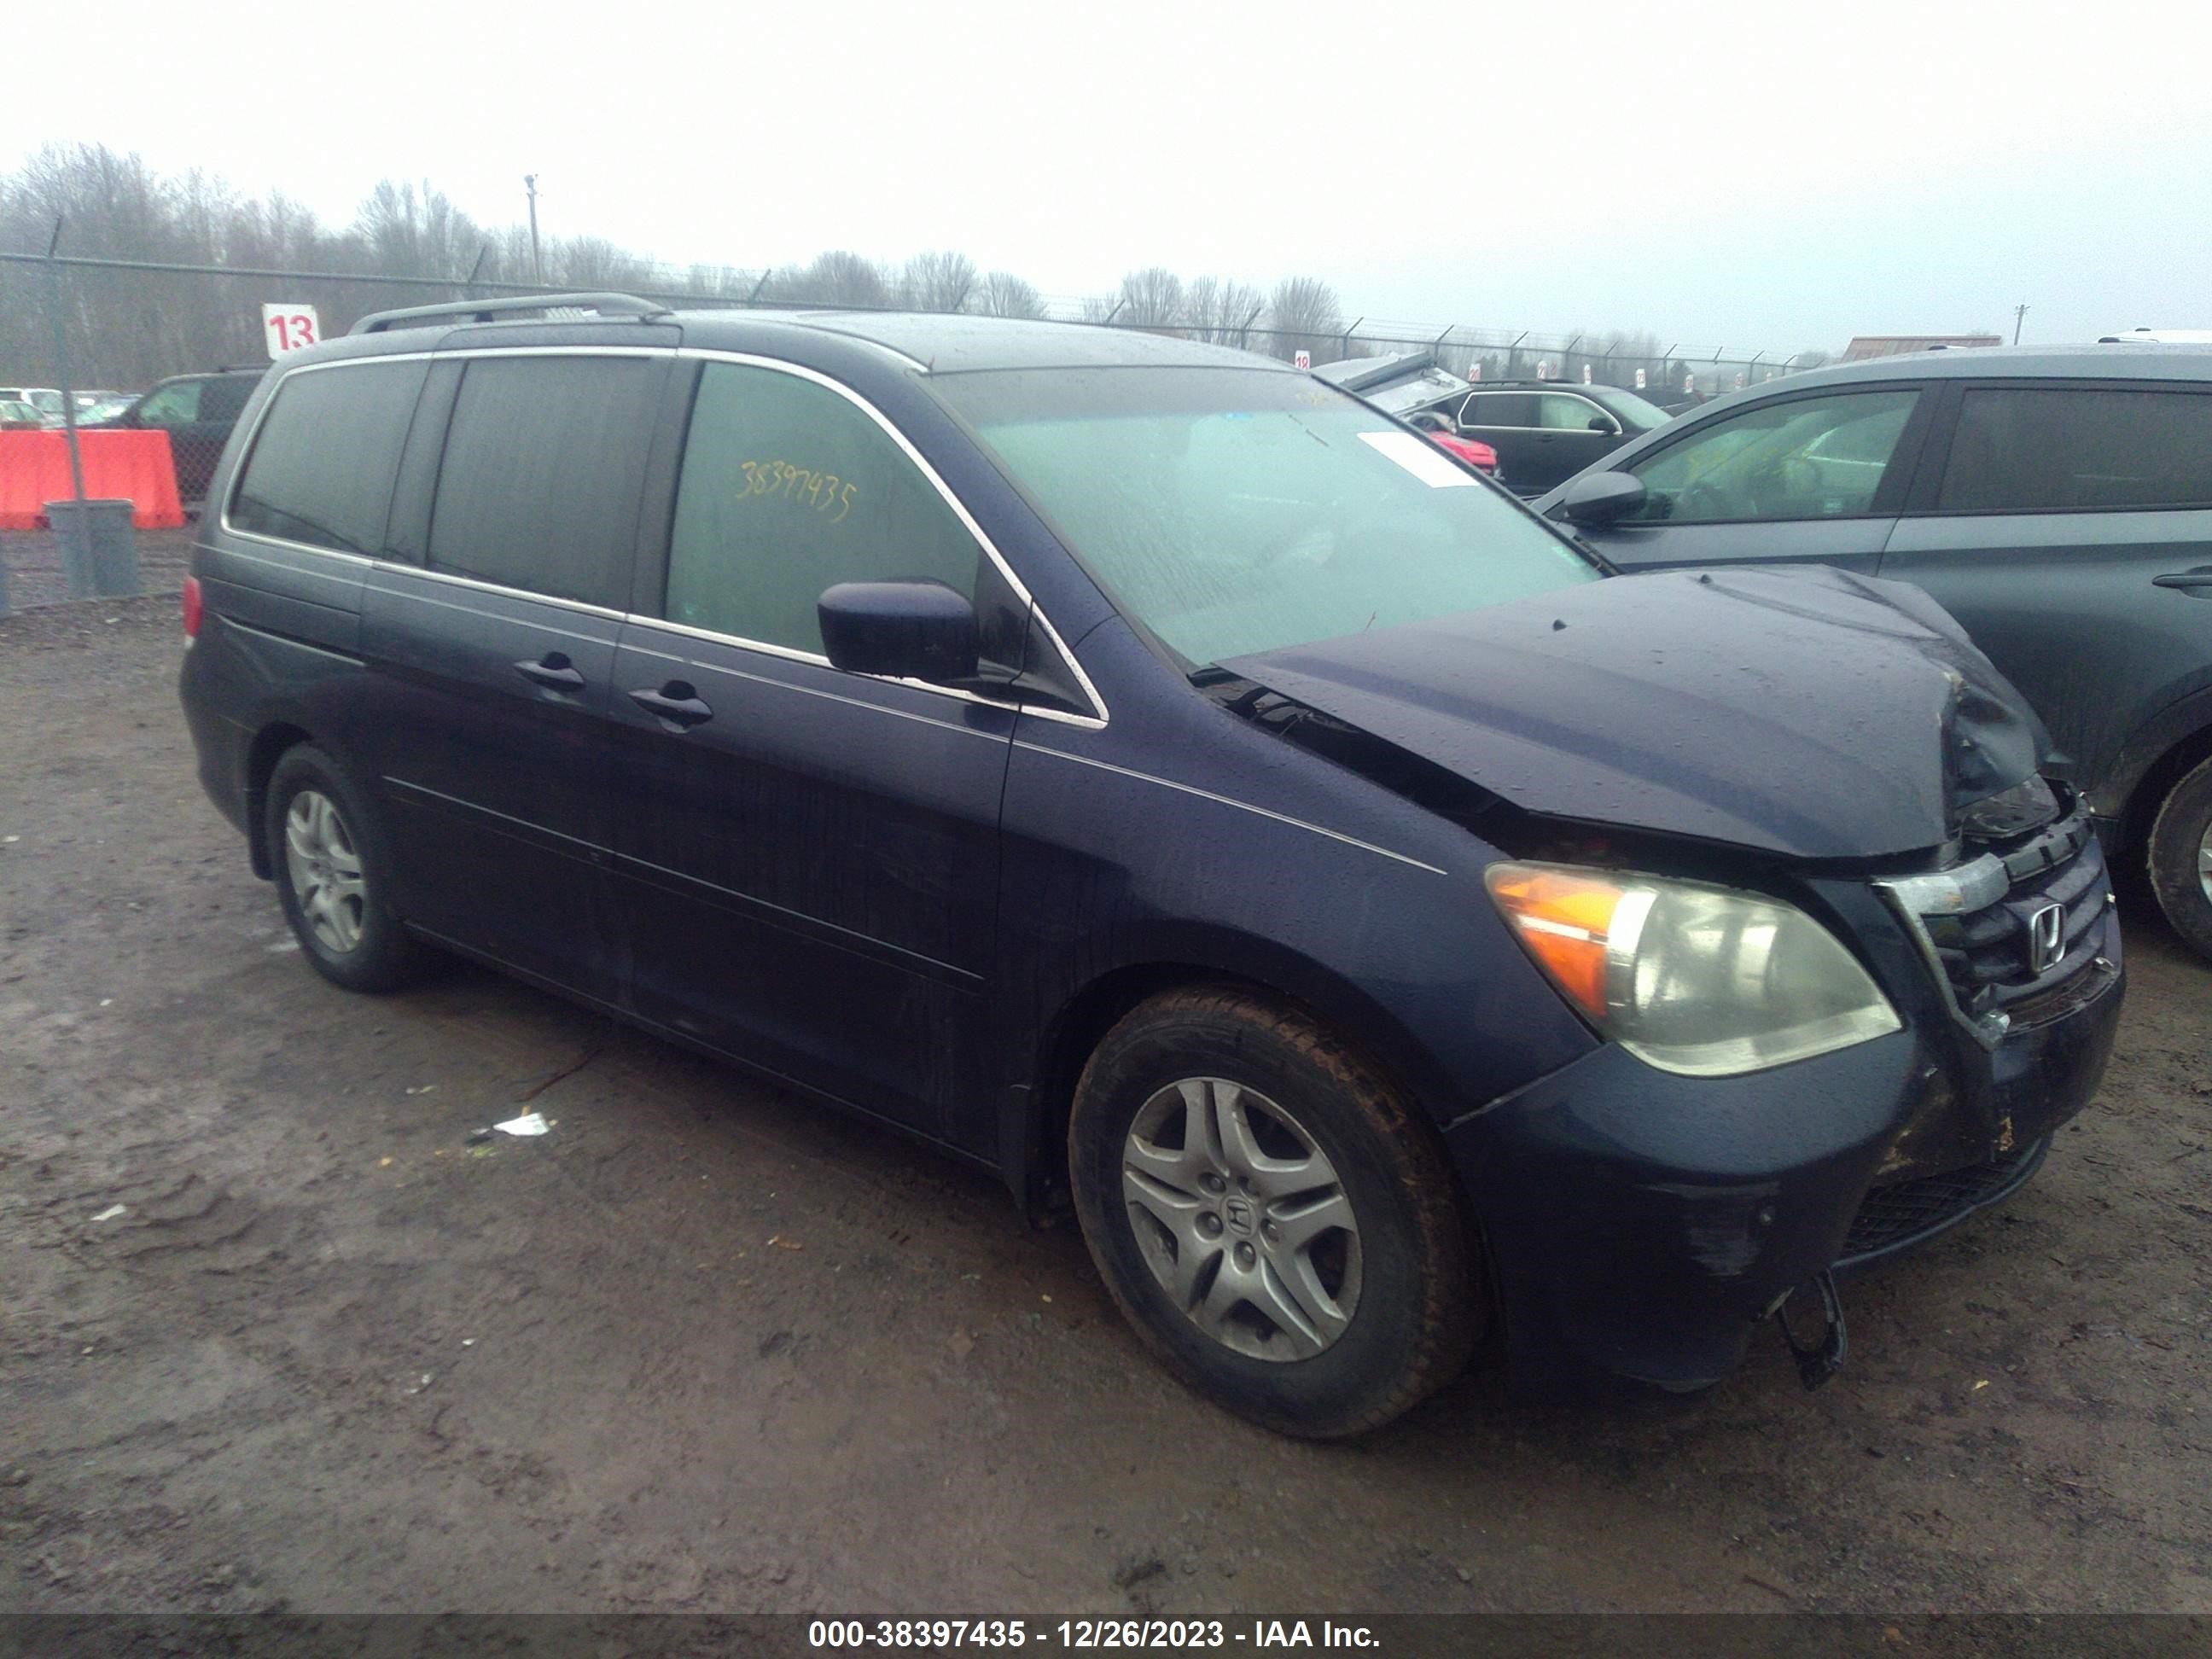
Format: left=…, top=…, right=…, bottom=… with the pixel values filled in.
left=137, top=381, right=202, bottom=428
left=1537, top=394, right=1611, bottom=433
left=665, top=362, right=986, bottom=656
left=1623, top=389, right=1920, bottom=523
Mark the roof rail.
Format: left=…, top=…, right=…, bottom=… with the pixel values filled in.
left=348, top=292, right=672, bottom=335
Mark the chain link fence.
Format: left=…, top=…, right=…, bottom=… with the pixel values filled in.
left=0, top=251, right=1813, bottom=613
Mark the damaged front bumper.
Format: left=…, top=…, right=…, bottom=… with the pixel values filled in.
left=1445, top=907, right=2124, bottom=1398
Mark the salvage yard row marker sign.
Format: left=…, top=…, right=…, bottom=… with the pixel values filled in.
left=263, top=304, right=321, bottom=357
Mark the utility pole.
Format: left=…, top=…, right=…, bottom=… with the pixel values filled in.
left=2013, top=303, right=2028, bottom=345
left=524, top=175, right=543, bottom=284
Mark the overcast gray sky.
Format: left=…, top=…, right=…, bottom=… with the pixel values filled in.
left=15, top=0, right=2209, bottom=351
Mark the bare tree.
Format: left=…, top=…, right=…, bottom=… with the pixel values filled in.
left=899, top=250, right=977, bottom=312
left=977, top=271, right=1046, bottom=319
left=1184, top=277, right=1266, bottom=347
left=547, top=235, right=651, bottom=290
left=1265, top=276, right=1342, bottom=364
left=1115, top=266, right=1185, bottom=330
left=777, top=249, right=894, bottom=308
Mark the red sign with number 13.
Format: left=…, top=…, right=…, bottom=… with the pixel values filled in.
left=262, top=304, right=321, bottom=357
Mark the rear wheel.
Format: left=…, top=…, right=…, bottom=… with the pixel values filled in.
left=265, top=744, right=426, bottom=992
left=2147, top=754, right=2212, bottom=962
left=1068, top=986, right=1481, bottom=1438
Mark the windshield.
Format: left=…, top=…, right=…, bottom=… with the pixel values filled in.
left=934, top=367, right=1598, bottom=664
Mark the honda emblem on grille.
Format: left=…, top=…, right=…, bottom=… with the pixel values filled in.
left=2027, top=902, right=2065, bottom=975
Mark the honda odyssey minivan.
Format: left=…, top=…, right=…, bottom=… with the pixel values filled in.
left=179, top=296, right=2123, bottom=1437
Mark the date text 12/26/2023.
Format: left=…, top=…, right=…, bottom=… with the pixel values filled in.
left=806, top=1621, right=1382, bottom=1650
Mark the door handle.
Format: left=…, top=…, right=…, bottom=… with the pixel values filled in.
left=629, top=682, right=714, bottom=730
left=2151, top=570, right=2212, bottom=591
left=513, top=653, right=585, bottom=691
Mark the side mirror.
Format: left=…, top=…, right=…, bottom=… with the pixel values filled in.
left=1587, top=416, right=1619, bottom=435
left=1557, top=470, right=1647, bottom=528
left=818, top=579, right=980, bottom=684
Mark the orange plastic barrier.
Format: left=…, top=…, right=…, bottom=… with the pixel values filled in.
left=0, top=429, right=187, bottom=530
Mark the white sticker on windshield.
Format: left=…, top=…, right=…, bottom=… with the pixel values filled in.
left=1358, top=430, right=1476, bottom=488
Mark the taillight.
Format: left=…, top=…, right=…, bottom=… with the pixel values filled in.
left=182, top=575, right=203, bottom=640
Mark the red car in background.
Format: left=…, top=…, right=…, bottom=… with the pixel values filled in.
left=1313, top=352, right=1503, bottom=483
left=1406, top=412, right=1499, bottom=475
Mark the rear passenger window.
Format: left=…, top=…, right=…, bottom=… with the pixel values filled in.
left=428, top=356, right=661, bottom=607
left=661, top=363, right=984, bottom=655
left=231, top=362, right=427, bottom=555
left=1937, top=387, right=2212, bottom=512
left=1462, top=393, right=1535, bottom=428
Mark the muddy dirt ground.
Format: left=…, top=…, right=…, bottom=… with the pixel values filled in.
left=2, top=595, right=2207, bottom=1618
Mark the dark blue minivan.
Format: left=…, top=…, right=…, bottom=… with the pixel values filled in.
left=179, top=296, right=2124, bottom=1436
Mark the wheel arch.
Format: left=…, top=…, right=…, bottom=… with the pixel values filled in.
left=2092, top=686, right=2212, bottom=856
left=243, top=720, right=316, bottom=879
left=1006, top=935, right=1466, bottom=1227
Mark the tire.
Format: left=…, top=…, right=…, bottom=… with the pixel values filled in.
left=264, top=743, right=427, bottom=993
left=1068, top=986, right=1481, bottom=1439
left=2147, top=754, right=2212, bottom=963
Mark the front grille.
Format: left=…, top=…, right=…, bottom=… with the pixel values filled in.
left=1890, top=804, right=2113, bottom=1026
left=1930, top=835, right=2106, bottom=1010
left=1837, top=1134, right=2049, bottom=1266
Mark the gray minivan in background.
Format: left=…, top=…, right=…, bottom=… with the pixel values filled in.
left=1536, top=346, right=2212, bottom=962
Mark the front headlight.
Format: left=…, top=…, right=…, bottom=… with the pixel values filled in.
left=1485, top=862, right=1901, bottom=1077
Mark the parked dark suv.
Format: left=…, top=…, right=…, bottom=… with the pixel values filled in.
left=179, top=296, right=2123, bottom=1436
left=1450, top=380, right=1672, bottom=494
left=1535, top=346, right=2212, bottom=963
left=90, top=366, right=265, bottom=503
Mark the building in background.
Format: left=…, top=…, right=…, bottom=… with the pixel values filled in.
left=1842, top=335, right=2001, bottom=361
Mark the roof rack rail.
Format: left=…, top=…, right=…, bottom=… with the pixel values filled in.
left=348, top=292, right=672, bottom=335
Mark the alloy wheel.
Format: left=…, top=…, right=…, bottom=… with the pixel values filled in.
left=284, top=789, right=366, bottom=954
left=1121, top=1077, right=1362, bottom=1361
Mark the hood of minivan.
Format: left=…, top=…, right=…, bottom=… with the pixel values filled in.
left=1221, top=566, right=2046, bottom=860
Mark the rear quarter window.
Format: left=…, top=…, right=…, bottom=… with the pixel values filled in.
left=230, top=360, right=428, bottom=555
left=1937, top=386, right=2212, bottom=512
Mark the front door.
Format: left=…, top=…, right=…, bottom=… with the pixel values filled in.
left=1569, top=384, right=1930, bottom=574
left=358, top=348, right=669, bottom=1003
left=607, top=358, right=1016, bottom=1137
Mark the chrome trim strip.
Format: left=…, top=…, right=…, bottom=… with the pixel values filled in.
left=370, top=559, right=627, bottom=622
left=673, top=347, right=1111, bottom=726
left=617, top=623, right=1007, bottom=742
left=218, top=538, right=374, bottom=576
left=618, top=613, right=1107, bottom=731
left=1872, top=882, right=2007, bottom=1051
left=1877, top=856, right=2010, bottom=917
left=364, top=579, right=620, bottom=646
left=1011, top=740, right=1448, bottom=876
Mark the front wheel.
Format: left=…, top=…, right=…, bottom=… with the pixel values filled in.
left=2147, top=754, right=2212, bottom=962
left=1068, top=987, right=1481, bottom=1438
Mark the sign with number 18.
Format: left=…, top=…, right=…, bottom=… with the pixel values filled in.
left=262, top=304, right=321, bottom=357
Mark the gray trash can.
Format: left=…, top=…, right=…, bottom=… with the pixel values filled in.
left=45, top=498, right=141, bottom=600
